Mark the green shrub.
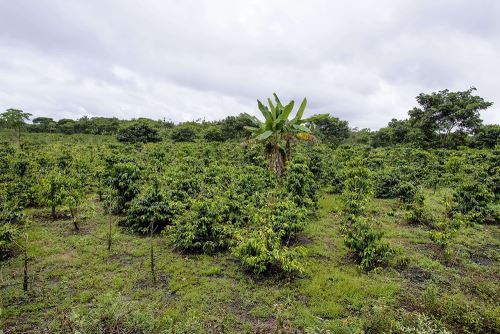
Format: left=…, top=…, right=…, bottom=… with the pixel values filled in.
left=232, top=228, right=305, bottom=275
left=341, top=165, right=373, bottom=216
left=285, top=162, right=318, bottom=209
left=106, top=162, right=141, bottom=213
left=343, top=218, right=392, bottom=270
left=119, top=181, right=180, bottom=233
left=0, top=198, right=24, bottom=259
left=203, top=128, right=225, bottom=142
left=429, top=217, right=462, bottom=258
left=116, top=123, right=161, bottom=143
left=235, top=165, right=274, bottom=198
left=36, top=169, right=69, bottom=217
left=406, top=189, right=429, bottom=225
left=451, top=180, right=495, bottom=223
left=397, top=181, right=418, bottom=205
left=374, top=167, right=403, bottom=198
left=171, top=127, right=197, bottom=142
left=169, top=192, right=238, bottom=253
left=268, top=199, right=307, bottom=243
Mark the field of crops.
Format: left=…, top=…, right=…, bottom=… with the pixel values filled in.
left=1, top=123, right=498, bottom=333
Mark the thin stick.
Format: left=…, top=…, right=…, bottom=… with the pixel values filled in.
left=23, top=233, right=28, bottom=292
left=150, top=220, right=156, bottom=287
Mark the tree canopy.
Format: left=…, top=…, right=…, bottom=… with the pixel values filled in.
left=408, top=87, right=493, bottom=145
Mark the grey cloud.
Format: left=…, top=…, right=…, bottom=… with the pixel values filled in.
left=0, top=0, right=498, bottom=128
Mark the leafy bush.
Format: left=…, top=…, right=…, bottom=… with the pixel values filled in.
left=235, top=165, right=274, bottom=198
left=267, top=199, right=307, bottom=243
left=120, top=181, right=180, bottom=233
left=116, top=123, right=161, bottom=143
left=452, top=180, right=495, bottom=223
left=106, top=162, right=141, bottom=213
left=406, top=188, right=429, bottom=224
left=63, top=174, right=86, bottom=230
left=169, top=192, right=237, bottom=253
left=232, top=228, right=305, bottom=275
left=285, top=162, right=318, bottom=209
left=397, top=181, right=418, bottom=205
left=203, top=128, right=225, bottom=142
left=0, top=198, right=24, bottom=258
left=341, top=165, right=373, bottom=216
left=342, top=218, right=392, bottom=270
left=429, top=217, right=463, bottom=258
left=36, top=170, right=69, bottom=217
left=374, top=167, right=403, bottom=198
left=171, top=127, right=197, bottom=142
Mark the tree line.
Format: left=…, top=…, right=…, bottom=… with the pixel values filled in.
left=1, top=87, right=498, bottom=148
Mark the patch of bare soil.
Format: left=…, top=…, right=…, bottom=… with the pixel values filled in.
left=469, top=243, right=498, bottom=266
left=31, top=212, right=70, bottom=223
left=254, top=318, right=303, bottom=334
left=107, top=252, right=140, bottom=265
left=134, top=270, right=171, bottom=291
left=402, top=266, right=432, bottom=283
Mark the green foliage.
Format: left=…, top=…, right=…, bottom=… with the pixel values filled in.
left=106, top=162, right=142, bottom=213
left=116, top=123, right=161, bottom=143
left=267, top=199, right=307, bottom=243
left=0, top=108, right=31, bottom=129
left=406, top=188, right=429, bottom=224
left=451, top=180, right=495, bottom=223
left=36, top=170, right=69, bottom=217
left=372, top=88, right=494, bottom=148
left=408, top=87, right=493, bottom=147
left=342, top=217, right=392, bottom=270
left=30, top=117, right=58, bottom=133
left=285, top=162, right=318, bottom=209
left=120, top=181, right=180, bottom=233
left=245, top=93, right=314, bottom=175
left=470, top=124, right=500, bottom=148
left=397, top=181, right=418, bottom=205
left=232, top=228, right=305, bottom=275
left=372, top=119, right=415, bottom=147
left=341, top=165, right=373, bottom=216
left=169, top=191, right=237, bottom=253
left=339, top=161, right=392, bottom=269
left=308, top=114, right=350, bottom=146
left=374, top=167, right=404, bottom=198
left=171, top=127, right=197, bottom=142
left=429, top=218, right=462, bottom=256
left=0, top=197, right=25, bottom=258
left=203, top=127, right=225, bottom=142
left=219, top=113, right=255, bottom=140
left=0, top=108, right=32, bottom=145
left=63, top=174, right=86, bottom=222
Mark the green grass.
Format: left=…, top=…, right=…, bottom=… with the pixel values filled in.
left=1, top=191, right=499, bottom=333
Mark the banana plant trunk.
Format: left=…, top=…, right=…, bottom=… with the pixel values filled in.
left=267, top=143, right=284, bottom=177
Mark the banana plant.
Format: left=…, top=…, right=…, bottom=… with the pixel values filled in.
left=245, top=93, right=315, bottom=176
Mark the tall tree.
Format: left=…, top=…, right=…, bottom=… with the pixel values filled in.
left=408, top=87, right=493, bottom=147
left=31, top=117, right=57, bottom=133
left=245, top=93, right=315, bottom=176
left=0, top=109, right=32, bottom=146
left=308, top=114, right=350, bottom=146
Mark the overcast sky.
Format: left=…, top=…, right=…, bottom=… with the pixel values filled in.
left=0, top=0, right=499, bottom=129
